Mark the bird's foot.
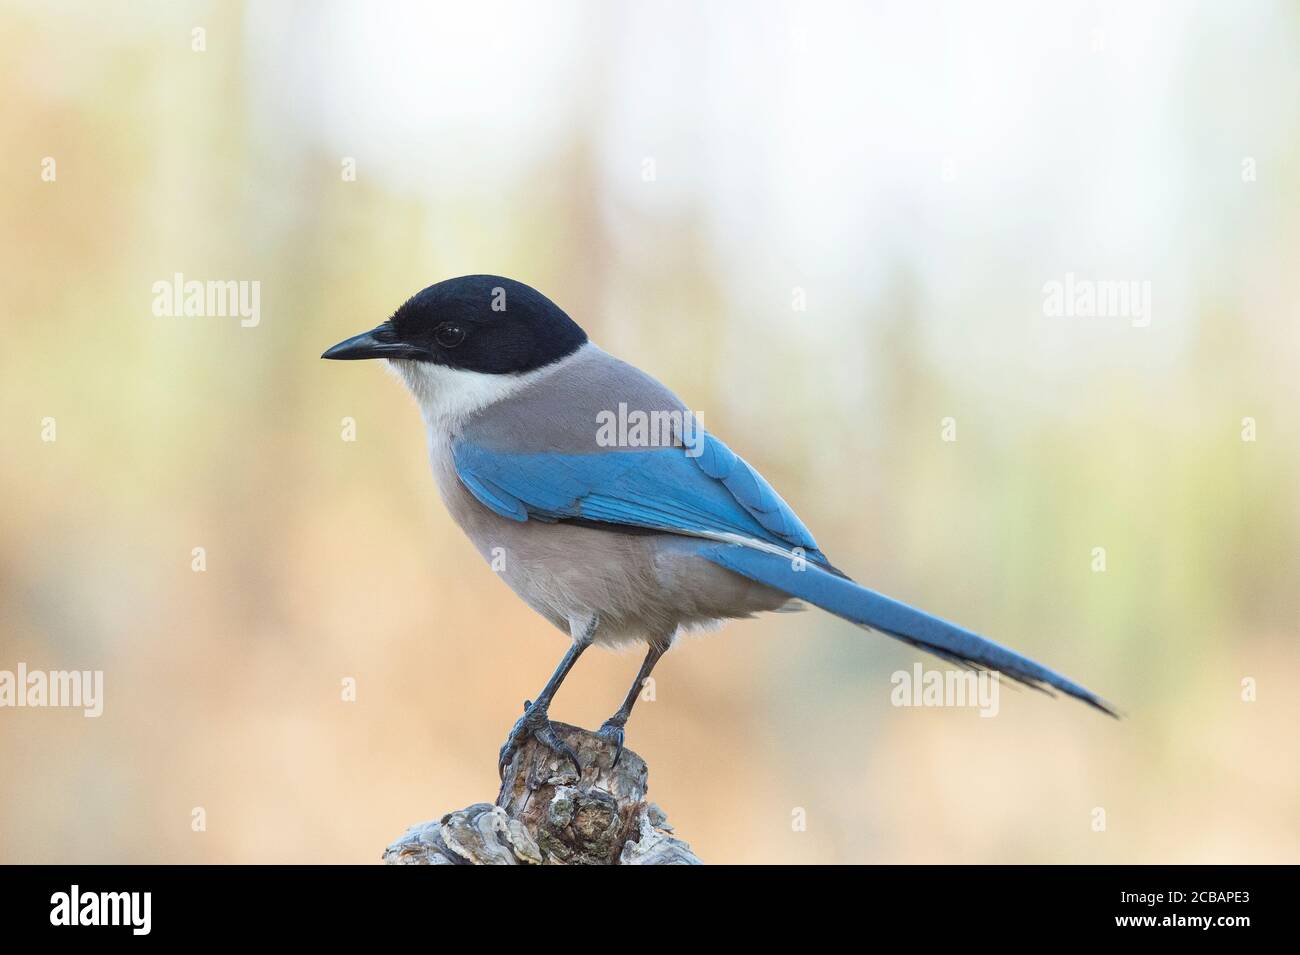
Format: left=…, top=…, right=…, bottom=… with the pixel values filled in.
left=498, top=699, right=582, bottom=780
left=595, top=716, right=627, bottom=768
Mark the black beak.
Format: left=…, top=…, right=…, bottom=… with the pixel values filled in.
left=321, top=322, right=427, bottom=361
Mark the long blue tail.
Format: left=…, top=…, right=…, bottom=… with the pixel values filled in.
left=699, top=544, right=1117, bottom=716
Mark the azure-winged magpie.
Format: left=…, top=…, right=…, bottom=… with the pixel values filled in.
left=323, top=275, right=1115, bottom=774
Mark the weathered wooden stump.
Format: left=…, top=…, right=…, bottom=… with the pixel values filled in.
left=383, top=721, right=701, bottom=865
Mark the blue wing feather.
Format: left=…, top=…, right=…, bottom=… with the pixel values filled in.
left=458, top=469, right=529, bottom=522
left=452, top=435, right=829, bottom=563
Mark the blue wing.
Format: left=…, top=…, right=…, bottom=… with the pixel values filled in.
left=452, top=432, right=835, bottom=567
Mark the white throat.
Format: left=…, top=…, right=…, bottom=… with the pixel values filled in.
left=386, top=343, right=588, bottom=432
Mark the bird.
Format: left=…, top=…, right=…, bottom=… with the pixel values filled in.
left=322, top=275, right=1115, bottom=775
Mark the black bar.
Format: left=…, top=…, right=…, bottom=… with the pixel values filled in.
left=0, top=865, right=1282, bottom=939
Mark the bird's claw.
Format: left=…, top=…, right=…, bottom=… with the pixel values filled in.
left=595, top=718, right=626, bottom=768
left=498, top=700, right=582, bottom=779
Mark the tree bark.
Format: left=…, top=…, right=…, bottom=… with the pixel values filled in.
left=383, top=721, right=701, bottom=865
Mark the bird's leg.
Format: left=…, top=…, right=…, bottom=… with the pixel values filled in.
left=498, top=617, right=597, bottom=779
left=596, top=639, right=670, bottom=767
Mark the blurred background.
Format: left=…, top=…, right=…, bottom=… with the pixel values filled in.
left=2, top=0, right=1298, bottom=864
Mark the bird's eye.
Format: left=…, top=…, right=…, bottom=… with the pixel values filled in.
left=435, top=323, right=466, bottom=348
